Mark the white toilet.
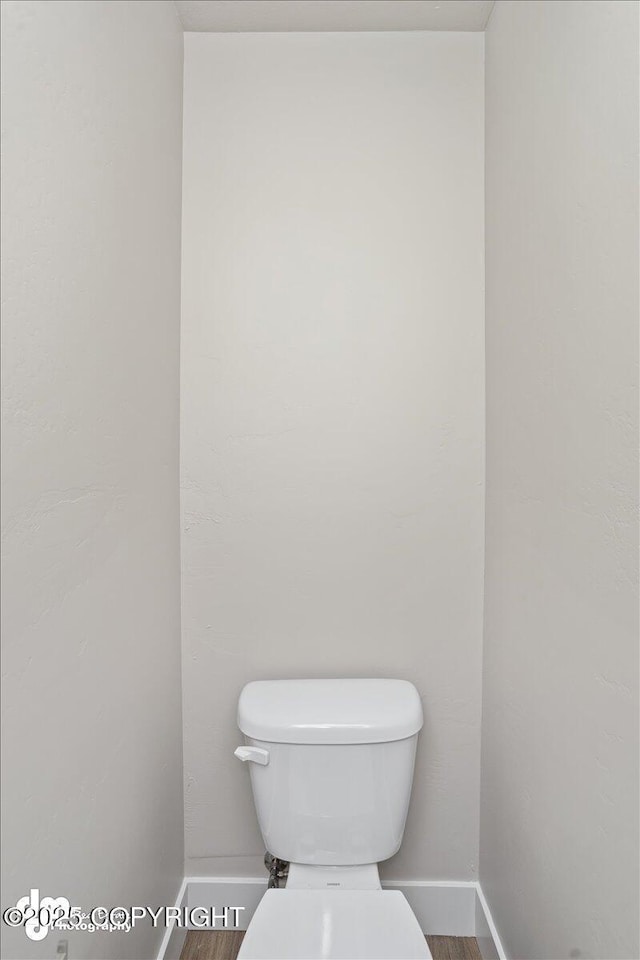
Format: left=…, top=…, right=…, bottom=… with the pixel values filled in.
left=233, top=678, right=432, bottom=960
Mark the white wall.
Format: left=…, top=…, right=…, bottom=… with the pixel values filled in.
left=0, top=3, right=184, bottom=958
left=181, top=31, right=485, bottom=882
left=482, top=2, right=639, bottom=959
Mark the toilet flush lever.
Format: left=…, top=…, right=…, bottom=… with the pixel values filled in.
left=234, top=746, right=269, bottom=766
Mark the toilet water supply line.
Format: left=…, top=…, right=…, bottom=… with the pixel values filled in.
left=234, top=745, right=289, bottom=887
left=264, top=852, right=290, bottom=889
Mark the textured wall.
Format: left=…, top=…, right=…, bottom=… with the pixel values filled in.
left=181, top=31, right=485, bottom=881
left=0, top=3, right=184, bottom=958
left=482, top=2, right=639, bottom=958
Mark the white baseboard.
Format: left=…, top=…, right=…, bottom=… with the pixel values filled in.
left=187, top=878, right=267, bottom=930
left=382, top=880, right=477, bottom=936
left=156, top=877, right=188, bottom=960
left=157, top=876, right=507, bottom=960
left=474, top=882, right=507, bottom=960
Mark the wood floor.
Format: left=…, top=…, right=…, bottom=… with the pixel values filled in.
left=180, top=930, right=483, bottom=960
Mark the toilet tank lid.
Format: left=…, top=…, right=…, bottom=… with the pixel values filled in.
left=237, top=679, right=423, bottom=744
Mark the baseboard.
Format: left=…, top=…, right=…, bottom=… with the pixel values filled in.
left=383, top=880, right=477, bottom=936
left=187, top=878, right=267, bottom=931
left=475, top=883, right=507, bottom=960
left=157, top=877, right=507, bottom=960
left=156, top=877, right=188, bottom=960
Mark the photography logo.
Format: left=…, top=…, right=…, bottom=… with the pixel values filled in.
left=3, top=889, right=74, bottom=942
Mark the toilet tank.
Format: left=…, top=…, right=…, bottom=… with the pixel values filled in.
left=235, top=679, right=423, bottom=866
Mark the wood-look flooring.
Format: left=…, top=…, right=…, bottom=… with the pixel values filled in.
left=180, top=930, right=484, bottom=960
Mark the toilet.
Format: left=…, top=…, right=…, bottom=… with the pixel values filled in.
left=233, top=678, right=432, bottom=960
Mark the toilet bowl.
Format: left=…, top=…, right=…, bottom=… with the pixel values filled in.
left=233, top=678, right=432, bottom=960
